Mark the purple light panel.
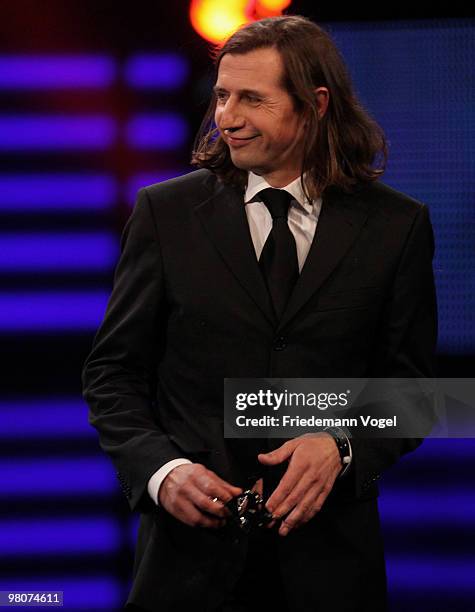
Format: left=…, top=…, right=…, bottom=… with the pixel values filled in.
left=126, top=113, right=188, bottom=150
left=0, top=291, right=110, bottom=332
left=124, top=53, right=189, bottom=89
left=0, top=174, right=117, bottom=211
left=0, top=55, right=116, bottom=89
left=0, top=232, right=118, bottom=272
left=379, top=487, right=475, bottom=525
left=0, top=115, right=116, bottom=150
left=0, top=398, right=94, bottom=439
left=0, top=457, right=117, bottom=498
left=0, top=517, right=120, bottom=556
left=387, top=556, right=475, bottom=592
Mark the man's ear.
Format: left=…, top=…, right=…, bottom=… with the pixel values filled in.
left=315, top=86, right=330, bottom=119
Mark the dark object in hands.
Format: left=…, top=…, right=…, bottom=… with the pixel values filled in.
left=225, top=490, right=274, bottom=533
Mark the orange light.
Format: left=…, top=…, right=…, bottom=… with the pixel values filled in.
left=189, top=0, right=249, bottom=44
left=189, top=0, right=292, bottom=44
left=257, top=0, right=291, bottom=10
left=254, top=0, right=292, bottom=18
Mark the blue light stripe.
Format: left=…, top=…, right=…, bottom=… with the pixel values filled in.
left=0, top=174, right=117, bottom=211
left=0, top=457, right=116, bottom=498
left=124, top=53, right=189, bottom=89
left=387, top=555, right=475, bottom=592
left=0, top=233, right=118, bottom=272
left=126, top=114, right=188, bottom=150
left=0, top=55, right=116, bottom=89
left=0, top=291, right=110, bottom=332
left=0, top=517, right=120, bottom=556
left=0, top=398, right=94, bottom=439
left=379, top=487, right=475, bottom=525
left=0, top=115, right=116, bottom=150
left=127, top=170, right=189, bottom=206
left=0, top=577, right=121, bottom=609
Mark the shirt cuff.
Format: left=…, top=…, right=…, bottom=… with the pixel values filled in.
left=147, top=458, right=193, bottom=505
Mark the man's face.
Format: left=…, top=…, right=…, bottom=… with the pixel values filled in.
left=214, top=47, right=307, bottom=186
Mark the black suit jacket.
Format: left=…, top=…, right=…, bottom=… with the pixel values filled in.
left=82, top=169, right=437, bottom=612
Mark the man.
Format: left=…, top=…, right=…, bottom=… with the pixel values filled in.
left=82, top=15, right=437, bottom=612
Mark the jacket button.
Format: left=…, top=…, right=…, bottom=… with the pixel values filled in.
left=273, top=336, right=287, bottom=351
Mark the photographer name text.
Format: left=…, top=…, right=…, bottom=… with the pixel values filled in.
left=235, top=415, right=397, bottom=429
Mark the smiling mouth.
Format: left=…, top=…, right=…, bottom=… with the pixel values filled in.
left=226, top=134, right=259, bottom=146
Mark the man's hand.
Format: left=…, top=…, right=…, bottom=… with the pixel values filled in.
left=258, top=433, right=342, bottom=536
left=158, top=463, right=242, bottom=529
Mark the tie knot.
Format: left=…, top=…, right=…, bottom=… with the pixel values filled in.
left=259, top=188, right=293, bottom=220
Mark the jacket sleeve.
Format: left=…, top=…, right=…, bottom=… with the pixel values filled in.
left=82, top=188, right=184, bottom=513
left=350, top=203, right=438, bottom=498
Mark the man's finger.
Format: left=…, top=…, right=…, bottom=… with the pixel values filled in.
left=193, top=491, right=231, bottom=518
left=177, top=500, right=227, bottom=529
left=270, top=474, right=319, bottom=521
left=205, top=472, right=243, bottom=499
left=257, top=439, right=296, bottom=466
left=250, top=477, right=263, bottom=495
left=280, top=476, right=338, bottom=535
left=277, top=488, right=323, bottom=536
left=192, top=470, right=242, bottom=503
left=265, top=458, right=308, bottom=513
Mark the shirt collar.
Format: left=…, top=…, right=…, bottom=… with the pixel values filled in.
left=244, top=171, right=316, bottom=214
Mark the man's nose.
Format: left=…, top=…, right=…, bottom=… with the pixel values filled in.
left=219, top=98, right=245, bottom=131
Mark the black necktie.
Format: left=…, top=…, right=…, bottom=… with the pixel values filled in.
left=258, top=188, right=299, bottom=319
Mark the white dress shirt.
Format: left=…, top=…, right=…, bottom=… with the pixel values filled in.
left=147, top=172, right=350, bottom=505
left=243, top=171, right=322, bottom=272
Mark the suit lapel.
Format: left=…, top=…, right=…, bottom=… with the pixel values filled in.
left=277, top=187, right=371, bottom=331
left=194, top=178, right=276, bottom=327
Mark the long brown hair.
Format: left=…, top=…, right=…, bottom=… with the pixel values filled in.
left=191, top=15, right=387, bottom=199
